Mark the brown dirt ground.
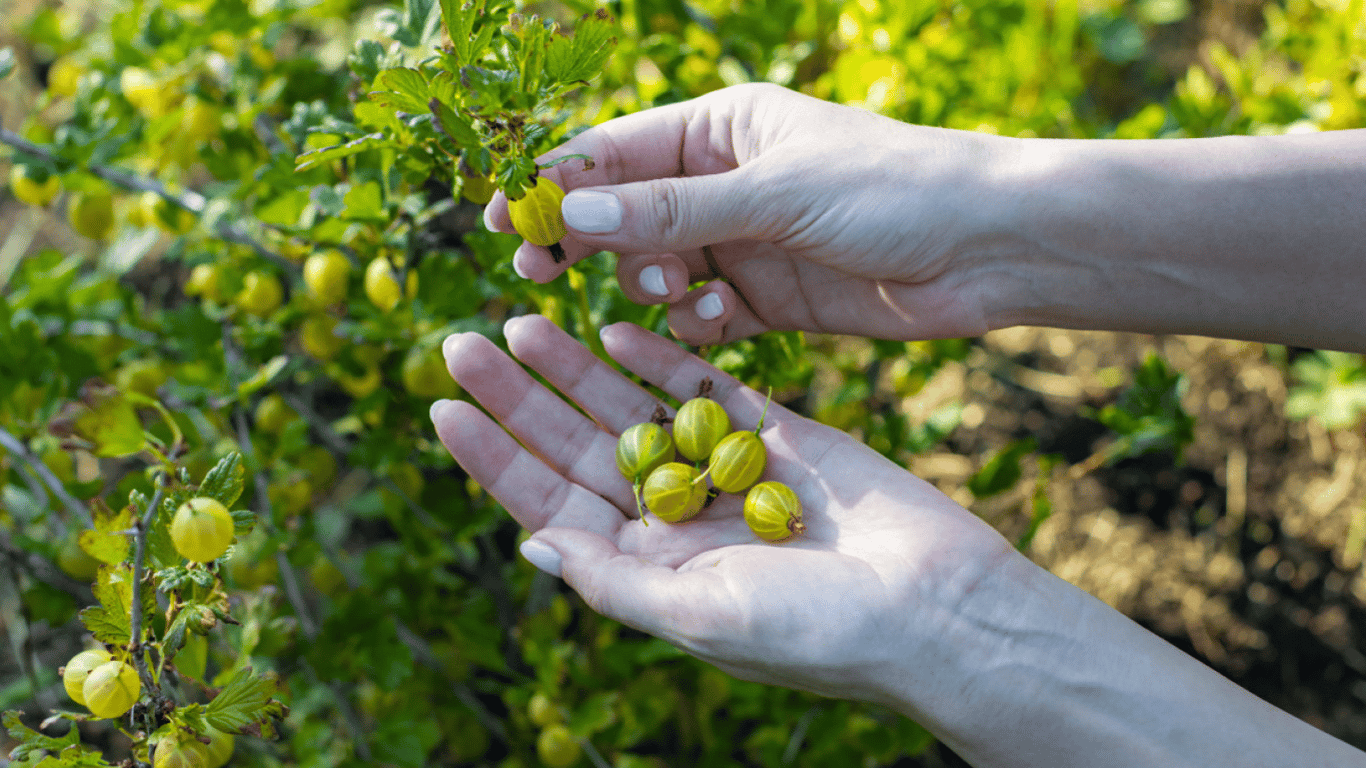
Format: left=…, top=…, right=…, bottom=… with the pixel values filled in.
left=880, top=327, right=1366, bottom=764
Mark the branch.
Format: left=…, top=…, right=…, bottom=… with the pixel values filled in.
left=0, top=128, right=297, bottom=274
left=0, top=425, right=92, bottom=527
left=128, top=485, right=164, bottom=686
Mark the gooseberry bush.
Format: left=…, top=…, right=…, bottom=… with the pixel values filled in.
left=3, top=0, right=1363, bottom=765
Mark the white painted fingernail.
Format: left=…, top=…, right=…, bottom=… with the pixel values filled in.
left=429, top=399, right=453, bottom=422
left=512, top=255, right=529, bottom=280
left=696, top=292, right=724, bottom=321
left=639, top=264, right=668, bottom=296
left=519, top=539, right=563, bottom=577
left=561, top=190, right=621, bottom=234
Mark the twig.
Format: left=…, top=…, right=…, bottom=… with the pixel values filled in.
left=0, top=128, right=297, bottom=273
left=0, top=425, right=92, bottom=527
left=128, top=485, right=165, bottom=689
left=781, top=705, right=822, bottom=766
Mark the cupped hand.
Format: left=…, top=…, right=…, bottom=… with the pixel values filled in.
left=483, top=83, right=1022, bottom=345
left=430, top=316, right=1023, bottom=706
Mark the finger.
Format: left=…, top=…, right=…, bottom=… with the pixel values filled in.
left=525, top=527, right=722, bottom=644
left=666, top=280, right=736, bottom=346
left=441, top=330, right=635, bottom=512
left=429, top=400, right=624, bottom=536
left=484, top=89, right=747, bottom=241
left=599, top=321, right=795, bottom=431
left=503, top=314, right=666, bottom=434
left=616, top=253, right=689, bottom=305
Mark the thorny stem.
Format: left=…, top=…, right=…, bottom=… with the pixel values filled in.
left=129, top=482, right=166, bottom=741
left=0, top=425, right=92, bottom=527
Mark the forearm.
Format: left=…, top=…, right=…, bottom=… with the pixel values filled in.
left=989, top=130, right=1366, bottom=352
left=886, top=552, right=1365, bottom=767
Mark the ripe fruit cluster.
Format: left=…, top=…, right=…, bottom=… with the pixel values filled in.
left=615, top=381, right=806, bottom=541
left=62, top=649, right=141, bottom=718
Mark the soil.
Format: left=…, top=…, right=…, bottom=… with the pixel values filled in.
left=885, top=327, right=1366, bottom=765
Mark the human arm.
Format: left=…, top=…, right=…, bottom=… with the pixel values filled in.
left=429, top=317, right=1366, bottom=767
left=484, top=84, right=1366, bottom=352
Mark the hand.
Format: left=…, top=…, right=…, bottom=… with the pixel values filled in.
left=483, top=83, right=1022, bottom=345
left=429, top=316, right=1022, bottom=705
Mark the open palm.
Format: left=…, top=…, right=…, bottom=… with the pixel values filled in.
left=431, top=316, right=1021, bottom=705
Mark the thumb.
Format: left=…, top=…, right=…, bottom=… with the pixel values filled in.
left=519, top=528, right=688, bottom=637
left=561, top=170, right=756, bottom=253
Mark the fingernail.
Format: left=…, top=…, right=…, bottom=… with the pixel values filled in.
left=519, top=539, right=563, bottom=578
left=696, top=292, right=724, bottom=321
left=512, top=254, right=529, bottom=280
left=562, top=190, right=621, bottom=234
left=639, top=264, right=668, bottom=296
left=441, top=333, right=463, bottom=361
left=482, top=204, right=498, bottom=233
left=429, top=399, right=453, bottom=422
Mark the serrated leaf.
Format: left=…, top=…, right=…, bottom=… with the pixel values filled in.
left=205, top=668, right=288, bottom=739
left=369, top=67, right=430, bottom=114
left=79, top=563, right=154, bottom=644
left=294, top=133, right=391, bottom=171
left=428, top=97, right=478, bottom=148
left=4, top=711, right=81, bottom=765
left=199, top=453, right=246, bottom=509
left=546, top=10, right=617, bottom=85
left=80, top=501, right=133, bottom=565
left=442, top=0, right=497, bottom=66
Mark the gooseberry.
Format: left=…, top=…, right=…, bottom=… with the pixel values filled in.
left=170, top=497, right=235, bottom=563
left=673, top=397, right=731, bottom=463
left=235, top=270, right=283, bottom=317
left=9, top=165, right=60, bottom=207
left=508, top=175, right=568, bottom=261
left=536, top=724, right=581, bottom=768
left=82, top=659, right=140, bottom=718
left=300, top=314, right=345, bottom=361
left=303, top=249, right=351, bottom=306
left=68, top=190, right=115, bottom=240
left=364, top=255, right=416, bottom=312
left=615, top=422, right=675, bottom=522
left=154, top=736, right=209, bottom=768
left=62, top=648, right=112, bottom=705
left=744, top=481, right=806, bottom=542
left=642, top=462, right=708, bottom=523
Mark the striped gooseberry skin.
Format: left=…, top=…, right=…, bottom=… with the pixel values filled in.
left=673, top=398, right=731, bottom=463
left=616, top=423, right=675, bottom=482
left=708, top=430, right=766, bottom=494
left=743, top=481, right=806, bottom=542
left=508, top=176, right=568, bottom=247
left=642, top=463, right=708, bottom=523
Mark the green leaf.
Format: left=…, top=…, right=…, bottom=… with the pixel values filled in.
left=568, top=691, right=619, bottom=737
left=79, top=562, right=154, bottom=645
left=545, top=10, right=617, bottom=86
left=58, top=383, right=145, bottom=458
left=199, top=453, right=246, bottom=509
left=236, top=355, right=289, bottom=397
left=372, top=715, right=442, bottom=767
left=294, top=133, right=392, bottom=171
left=80, top=500, right=133, bottom=565
left=441, top=0, right=499, bottom=67
left=343, top=181, right=385, bottom=220
left=3, top=711, right=81, bottom=766
left=428, top=96, right=478, bottom=148
left=205, top=668, right=288, bottom=739
left=369, top=67, right=430, bottom=114
left=967, top=438, right=1036, bottom=498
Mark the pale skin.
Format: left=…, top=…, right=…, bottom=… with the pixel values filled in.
left=433, top=84, right=1366, bottom=765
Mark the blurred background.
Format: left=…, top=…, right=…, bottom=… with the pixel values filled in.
left=2, top=0, right=1365, bottom=765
